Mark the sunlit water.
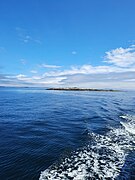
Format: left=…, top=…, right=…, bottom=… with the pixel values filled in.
left=0, top=87, right=135, bottom=180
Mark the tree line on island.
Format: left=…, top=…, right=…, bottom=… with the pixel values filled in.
left=47, top=87, right=119, bottom=92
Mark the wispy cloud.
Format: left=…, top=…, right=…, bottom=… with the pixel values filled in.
left=72, top=51, right=77, bottom=55
left=40, top=64, right=62, bottom=69
left=104, top=45, right=135, bottom=67
left=16, top=27, right=42, bottom=44
left=20, top=59, right=27, bottom=65
left=43, top=64, right=134, bottom=77
left=30, top=70, right=38, bottom=74
left=0, top=73, right=66, bottom=87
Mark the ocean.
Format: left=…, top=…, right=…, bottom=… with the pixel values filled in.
left=0, top=87, right=135, bottom=180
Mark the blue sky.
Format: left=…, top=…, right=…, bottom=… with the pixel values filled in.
left=0, top=0, right=135, bottom=89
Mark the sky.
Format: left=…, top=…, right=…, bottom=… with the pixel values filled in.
left=0, top=0, right=135, bottom=89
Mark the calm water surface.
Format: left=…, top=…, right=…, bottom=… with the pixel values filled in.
left=0, top=87, right=135, bottom=180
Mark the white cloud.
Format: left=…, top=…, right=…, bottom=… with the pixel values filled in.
left=123, top=78, right=135, bottom=82
left=44, top=64, right=135, bottom=77
left=40, top=64, right=61, bottom=69
left=16, top=74, right=27, bottom=80
left=3, top=73, right=66, bottom=86
left=23, top=35, right=32, bottom=43
left=72, top=51, right=77, bottom=55
left=16, top=27, right=41, bottom=44
left=30, top=70, right=38, bottom=74
left=55, top=71, right=135, bottom=89
left=104, top=46, right=135, bottom=67
left=20, top=59, right=27, bottom=65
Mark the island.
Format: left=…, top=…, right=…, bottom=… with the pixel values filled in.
left=47, top=87, right=119, bottom=92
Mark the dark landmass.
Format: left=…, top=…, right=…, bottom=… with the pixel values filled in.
left=47, top=87, right=119, bottom=92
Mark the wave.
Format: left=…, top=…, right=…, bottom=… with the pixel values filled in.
left=120, top=115, right=135, bottom=135
left=39, top=115, right=135, bottom=180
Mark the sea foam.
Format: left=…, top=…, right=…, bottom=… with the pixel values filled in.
left=39, top=115, right=135, bottom=180
left=120, top=115, right=135, bottom=135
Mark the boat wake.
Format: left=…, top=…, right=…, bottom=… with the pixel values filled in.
left=39, top=115, right=135, bottom=180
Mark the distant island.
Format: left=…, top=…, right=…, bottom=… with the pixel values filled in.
left=47, top=87, right=119, bottom=92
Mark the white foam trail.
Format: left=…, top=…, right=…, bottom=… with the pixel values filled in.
left=120, top=114, right=135, bottom=135
left=120, top=122, right=135, bottom=135
left=39, top=115, right=135, bottom=180
left=120, top=114, right=135, bottom=121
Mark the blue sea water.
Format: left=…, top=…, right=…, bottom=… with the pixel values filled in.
left=0, top=87, right=135, bottom=180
